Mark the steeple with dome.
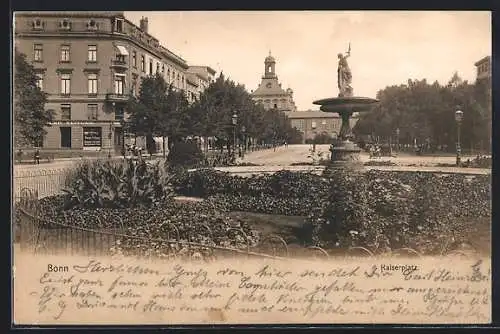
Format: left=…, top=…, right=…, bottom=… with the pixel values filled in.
left=251, top=51, right=297, bottom=112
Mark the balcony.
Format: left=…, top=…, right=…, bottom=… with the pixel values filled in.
left=106, top=93, right=130, bottom=104
left=111, top=58, right=128, bottom=70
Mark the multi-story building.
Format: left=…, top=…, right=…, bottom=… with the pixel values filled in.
left=251, top=52, right=297, bottom=112
left=14, top=12, right=213, bottom=152
left=185, top=66, right=216, bottom=102
left=285, top=110, right=358, bottom=143
left=186, top=73, right=200, bottom=103
left=474, top=55, right=492, bottom=151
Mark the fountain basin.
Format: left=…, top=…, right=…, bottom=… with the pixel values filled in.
left=313, top=96, right=379, bottom=113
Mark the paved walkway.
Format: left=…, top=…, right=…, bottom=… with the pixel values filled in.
left=239, top=144, right=484, bottom=167
left=13, top=144, right=489, bottom=175
left=213, top=165, right=489, bottom=175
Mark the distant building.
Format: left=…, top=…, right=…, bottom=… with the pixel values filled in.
left=474, top=56, right=491, bottom=81
left=186, top=66, right=216, bottom=102
left=474, top=55, right=492, bottom=151
left=251, top=52, right=297, bottom=112
left=284, top=110, right=359, bottom=143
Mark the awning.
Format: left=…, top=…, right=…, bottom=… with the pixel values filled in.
left=115, top=45, right=129, bottom=56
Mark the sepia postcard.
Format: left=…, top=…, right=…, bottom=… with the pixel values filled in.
left=12, top=10, right=492, bottom=326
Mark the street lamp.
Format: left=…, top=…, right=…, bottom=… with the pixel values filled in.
left=311, top=121, right=317, bottom=152
left=108, top=122, right=113, bottom=159
left=396, top=127, right=400, bottom=154
left=455, top=109, right=464, bottom=166
left=232, top=112, right=238, bottom=159
left=241, top=125, right=246, bottom=159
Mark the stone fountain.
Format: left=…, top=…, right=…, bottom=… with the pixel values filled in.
left=313, top=44, right=378, bottom=170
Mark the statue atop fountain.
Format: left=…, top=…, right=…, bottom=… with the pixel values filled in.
left=313, top=43, right=378, bottom=170
left=337, top=43, right=353, bottom=98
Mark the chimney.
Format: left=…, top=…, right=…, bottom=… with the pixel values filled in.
left=140, top=17, right=149, bottom=33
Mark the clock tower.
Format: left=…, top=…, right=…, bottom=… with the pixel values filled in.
left=251, top=51, right=297, bottom=112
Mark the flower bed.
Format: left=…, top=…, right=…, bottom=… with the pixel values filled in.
left=172, top=168, right=490, bottom=255
left=16, top=161, right=491, bottom=257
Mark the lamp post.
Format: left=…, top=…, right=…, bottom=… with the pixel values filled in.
left=232, top=112, right=238, bottom=160
left=311, top=122, right=317, bottom=152
left=396, top=127, right=400, bottom=154
left=455, top=109, right=464, bottom=166
left=108, top=122, right=113, bottom=159
left=241, top=125, right=246, bottom=159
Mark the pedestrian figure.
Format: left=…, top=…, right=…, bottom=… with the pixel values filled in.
left=17, top=149, right=23, bottom=163
left=34, top=149, right=40, bottom=164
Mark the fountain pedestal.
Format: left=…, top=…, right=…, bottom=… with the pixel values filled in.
left=313, top=97, right=378, bottom=170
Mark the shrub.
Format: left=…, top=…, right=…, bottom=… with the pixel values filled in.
left=173, top=169, right=330, bottom=201
left=167, top=140, right=204, bottom=167
left=307, top=170, right=491, bottom=254
left=62, top=159, right=174, bottom=209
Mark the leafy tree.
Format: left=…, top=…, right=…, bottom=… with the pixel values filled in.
left=125, top=74, right=166, bottom=152
left=159, top=84, right=190, bottom=150
left=165, top=72, right=304, bottom=154
left=353, top=73, right=491, bottom=153
left=125, top=73, right=190, bottom=154
left=14, top=49, right=53, bottom=147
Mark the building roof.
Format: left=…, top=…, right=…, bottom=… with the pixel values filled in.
left=188, top=66, right=215, bottom=81
left=252, top=81, right=289, bottom=96
left=186, top=73, right=199, bottom=87
left=189, top=65, right=216, bottom=75
left=15, top=11, right=124, bottom=18
left=285, top=110, right=360, bottom=119
left=474, top=56, right=490, bottom=66
left=16, top=11, right=189, bottom=69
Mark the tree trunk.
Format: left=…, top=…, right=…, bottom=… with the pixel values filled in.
left=162, top=136, right=166, bottom=158
left=204, top=136, right=209, bottom=153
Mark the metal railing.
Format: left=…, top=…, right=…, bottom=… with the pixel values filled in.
left=13, top=167, right=72, bottom=201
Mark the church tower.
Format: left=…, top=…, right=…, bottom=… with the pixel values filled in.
left=264, top=51, right=277, bottom=79
left=251, top=51, right=297, bottom=112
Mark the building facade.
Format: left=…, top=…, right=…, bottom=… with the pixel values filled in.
left=186, top=65, right=216, bottom=102
left=474, top=55, right=492, bottom=151
left=251, top=52, right=297, bottom=112
left=474, top=56, right=491, bottom=81
left=14, top=12, right=213, bottom=152
left=285, top=110, right=358, bottom=143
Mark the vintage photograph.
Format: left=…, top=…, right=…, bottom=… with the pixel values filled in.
left=12, top=11, right=492, bottom=325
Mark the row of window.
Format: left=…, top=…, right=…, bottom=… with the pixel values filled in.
left=33, top=43, right=188, bottom=90
left=293, top=119, right=335, bottom=130
left=256, top=98, right=289, bottom=104
left=58, top=103, right=123, bottom=121
left=477, top=62, right=490, bottom=76
left=31, top=18, right=101, bottom=31
left=130, top=50, right=186, bottom=88
left=36, top=72, right=127, bottom=96
left=34, top=44, right=97, bottom=63
left=35, top=71, right=201, bottom=100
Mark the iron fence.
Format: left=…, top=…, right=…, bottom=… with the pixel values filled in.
left=13, top=167, right=73, bottom=201
left=15, top=194, right=290, bottom=260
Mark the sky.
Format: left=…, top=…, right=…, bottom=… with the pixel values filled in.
left=125, top=11, right=491, bottom=111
